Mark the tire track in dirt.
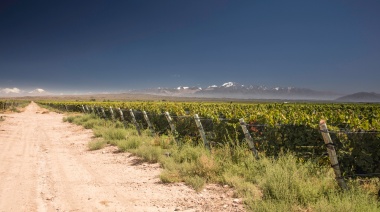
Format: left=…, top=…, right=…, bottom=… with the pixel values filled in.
left=0, top=106, right=39, bottom=211
left=0, top=102, right=244, bottom=212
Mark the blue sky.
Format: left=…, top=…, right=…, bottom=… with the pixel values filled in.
left=0, top=0, right=379, bottom=94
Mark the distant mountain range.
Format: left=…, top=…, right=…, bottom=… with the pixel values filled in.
left=336, top=92, right=380, bottom=102
left=135, top=82, right=343, bottom=100
left=1, top=83, right=379, bottom=102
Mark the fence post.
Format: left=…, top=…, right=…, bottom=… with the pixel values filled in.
left=194, top=114, right=210, bottom=150
left=164, top=112, right=178, bottom=144
left=85, top=105, right=90, bottom=113
left=319, top=120, right=348, bottom=190
left=239, top=118, right=259, bottom=159
left=143, top=111, right=156, bottom=136
left=129, top=109, right=142, bottom=136
left=117, top=108, right=127, bottom=128
left=118, top=108, right=125, bottom=122
left=101, top=107, right=107, bottom=119
left=95, top=105, right=100, bottom=116
left=109, top=106, right=115, bottom=120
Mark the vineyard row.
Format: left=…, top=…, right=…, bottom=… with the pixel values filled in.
left=39, top=101, right=380, bottom=181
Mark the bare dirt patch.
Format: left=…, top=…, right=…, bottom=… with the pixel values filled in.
left=0, top=102, right=244, bottom=211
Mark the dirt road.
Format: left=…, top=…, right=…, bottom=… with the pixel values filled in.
left=0, top=103, right=243, bottom=212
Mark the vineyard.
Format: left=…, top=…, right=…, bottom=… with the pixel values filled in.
left=0, top=100, right=30, bottom=112
left=38, top=100, right=380, bottom=179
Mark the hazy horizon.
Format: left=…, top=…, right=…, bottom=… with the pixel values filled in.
left=1, top=1, right=379, bottom=94
left=0, top=81, right=356, bottom=96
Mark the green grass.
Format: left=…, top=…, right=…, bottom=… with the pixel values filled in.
left=82, top=119, right=103, bottom=129
left=63, top=116, right=75, bottom=123
left=63, top=113, right=380, bottom=211
left=115, top=136, right=142, bottom=151
left=10, top=106, right=21, bottom=113
left=88, top=140, right=107, bottom=150
left=38, top=103, right=64, bottom=113
left=93, top=127, right=127, bottom=140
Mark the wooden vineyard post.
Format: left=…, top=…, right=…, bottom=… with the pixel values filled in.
left=118, top=108, right=125, bottom=122
left=109, top=106, right=115, bottom=120
left=319, top=120, right=348, bottom=190
left=164, top=112, right=179, bottom=145
left=93, top=106, right=98, bottom=116
left=194, top=114, right=210, bottom=150
left=239, top=118, right=259, bottom=159
left=95, top=106, right=101, bottom=116
left=81, top=105, right=86, bottom=113
left=143, top=111, right=156, bottom=136
left=129, top=109, right=142, bottom=136
left=117, top=108, right=127, bottom=128
left=98, top=107, right=102, bottom=117
left=85, top=105, right=90, bottom=113
left=100, top=107, right=107, bottom=119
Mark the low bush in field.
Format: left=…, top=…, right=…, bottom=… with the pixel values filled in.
left=132, top=145, right=163, bottom=163
left=82, top=119, right=103, bottom=129
left=63, top=116, right=75, bottom=123
left=88, top=140, right=107, bottom=150
left=116, top=137, right=142, bottom=151
left=93, top=127, right=127, bottom=140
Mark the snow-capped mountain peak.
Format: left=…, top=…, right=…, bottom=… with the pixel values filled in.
left=222, top=82, right=235, bottom=88
left=135, top=82, right=341, bottom=100
left=177, top=86, right=189, bottom=90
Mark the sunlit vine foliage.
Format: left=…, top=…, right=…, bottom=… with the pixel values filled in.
left=39, top=100, right=380, bottom=176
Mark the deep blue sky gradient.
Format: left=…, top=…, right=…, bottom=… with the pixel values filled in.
left=1, top=0, right=379, bottom=93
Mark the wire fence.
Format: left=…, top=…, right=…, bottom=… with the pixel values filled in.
left=46, top=103, right=380, bottom=180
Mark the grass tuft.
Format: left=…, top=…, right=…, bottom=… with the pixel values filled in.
left=160, top=169, right=181, bottom=183
left=88, top=140, right=107, bottom=151
left=63, top=116, right=75, bottom=123
left=184, top=175, right=206, bottom=192
left=132, top=145, right=163, bottom=163
left=116, top=137, right=141, bottom=151
left=90, top=126, right=127, bottom=139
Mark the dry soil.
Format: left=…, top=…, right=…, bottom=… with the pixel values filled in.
left=0, top=102, right=244, bottom=212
